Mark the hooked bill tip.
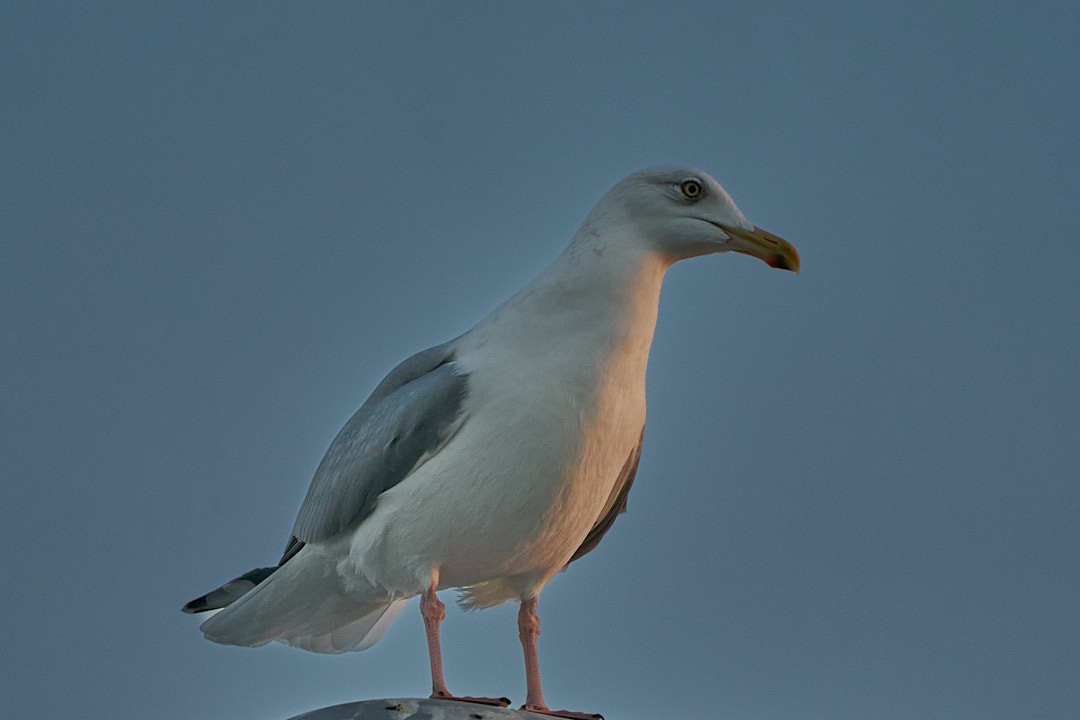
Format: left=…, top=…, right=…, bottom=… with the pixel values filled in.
left=767, top=254, right=798, bottom=272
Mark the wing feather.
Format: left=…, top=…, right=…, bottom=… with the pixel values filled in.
left=567, top=429, right=644, bottom=565
left=290, top=340, right=468, bottom=545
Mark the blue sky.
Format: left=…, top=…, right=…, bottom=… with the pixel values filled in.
left=2, top=3, right=1078, bottom=719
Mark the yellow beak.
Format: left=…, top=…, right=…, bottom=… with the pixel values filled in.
left=722, top=225, right=800, bottom=273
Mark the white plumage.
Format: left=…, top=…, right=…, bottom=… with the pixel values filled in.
left=185, top=166, right=799, bottom=716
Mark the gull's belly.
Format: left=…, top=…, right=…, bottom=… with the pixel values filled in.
left=343, top=263, right=660, bottom=600
left=343, top=374, right=644, bottom=597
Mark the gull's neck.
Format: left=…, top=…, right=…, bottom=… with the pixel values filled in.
left=472, top=223, right=673, bottom=365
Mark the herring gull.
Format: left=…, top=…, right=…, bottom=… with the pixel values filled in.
left=183, top=166, right=800, bottom=719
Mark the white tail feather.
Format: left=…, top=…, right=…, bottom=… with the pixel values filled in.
left=284, top=599, right=409, bottom=653
left=200, top=548, right=406, bottom=653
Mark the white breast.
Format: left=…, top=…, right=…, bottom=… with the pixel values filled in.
left=342, top=244, right=670, bottom=603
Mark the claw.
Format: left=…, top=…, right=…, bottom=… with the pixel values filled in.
left=521, top=705, right=603, bottom=720
left=432, top=694, right=511, bottom=708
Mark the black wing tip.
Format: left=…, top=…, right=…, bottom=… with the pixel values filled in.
left=181, top=596, right=211, bottom=614
left=181, top=566, right=278, bottom=615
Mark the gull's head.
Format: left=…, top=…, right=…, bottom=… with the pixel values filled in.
left=585, top=166, right=799, bottom=272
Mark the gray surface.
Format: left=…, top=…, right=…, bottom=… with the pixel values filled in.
left=3, top=3, right=1078, bottom=720
left=290, top=698, right=578, bottom=720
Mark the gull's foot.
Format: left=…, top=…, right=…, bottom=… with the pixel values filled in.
left=430, top=692, right=511, bottom=707
left=521, top=705, right=603, bottom=720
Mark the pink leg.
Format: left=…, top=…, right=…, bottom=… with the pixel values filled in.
left=420, top=583, right=451, bottom=699
left=519, top=597, right=547, bottom=711
left=420, top=581, right=510, bottom=708
left=519, top=597, right=602, bottom=720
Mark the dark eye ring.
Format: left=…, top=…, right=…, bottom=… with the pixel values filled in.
left=680, top=179, right=702, bottom=199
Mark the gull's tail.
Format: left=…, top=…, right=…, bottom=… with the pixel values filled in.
left=183, top=548, right=407, bottom=654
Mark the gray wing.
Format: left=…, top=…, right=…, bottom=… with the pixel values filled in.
left=288, top=340, right=468, bottom=549
left=566, top=428, right=644, bottom=565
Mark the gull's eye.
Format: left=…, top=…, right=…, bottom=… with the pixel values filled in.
left=680, top=179, right=703, bottom=199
